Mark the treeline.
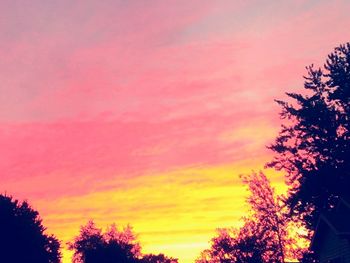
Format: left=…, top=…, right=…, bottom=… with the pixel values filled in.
left=0, top=172, right=304, bottom=263
left=0, top=194, right=178, bottom=263
left=1, top=42, right=350, bottom=263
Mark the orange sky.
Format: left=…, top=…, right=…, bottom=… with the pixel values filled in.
left=1, top=1, right=350, bottom=262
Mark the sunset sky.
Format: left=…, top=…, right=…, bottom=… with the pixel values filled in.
left=1, top=1, right=350, bottom=262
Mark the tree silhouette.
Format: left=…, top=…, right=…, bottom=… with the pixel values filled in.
left=69, top=221, right=178, bottom=263
left=267, top=43, right=350, bottom=234
left=241, top=172, right=286, bottom=262
left=197, top=172, right=303, bottom=263
left=196, top=226, right=266, bottom=263
left=0, top=194, right=61, bottom=263
left=242, top=172, right=306, bottom=262
left=141, top=253, right=178, bottom=263
left=68, top=220, right=141, bottom=263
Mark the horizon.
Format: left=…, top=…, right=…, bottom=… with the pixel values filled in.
left=1, top=1, right=350, bottom=262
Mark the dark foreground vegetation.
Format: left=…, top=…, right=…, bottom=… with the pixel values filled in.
left=197, top=43, right=350, bottom=263
left=0, top=194, right=178, bottom=263
left=1, top=43, right=350, bottom=262
left=0, top=195, right=61, bottom=263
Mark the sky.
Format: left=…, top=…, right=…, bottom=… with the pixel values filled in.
left=1, top=0, right=350, bottom=262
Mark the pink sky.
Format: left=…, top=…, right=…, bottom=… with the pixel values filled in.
left=1, top=1, right=350, bottom=262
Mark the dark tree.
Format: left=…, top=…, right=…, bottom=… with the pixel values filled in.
left=241, top=172, right=287, bottom=262
left=0, top=194, right=61, bottom=263
left=69, top=221, right=142, bottom=263
left=141, top=253, right=178, bottom=263
left=69, top=221, right=178, bottom=263
left=267, top=43, right=350, bottom=234
left=197, top=172, right=303, bottom=263
left=196, top=225, right=267, bottom=263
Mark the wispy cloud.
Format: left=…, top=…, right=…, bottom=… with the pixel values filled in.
left=0, top=0, right=349, bottom=262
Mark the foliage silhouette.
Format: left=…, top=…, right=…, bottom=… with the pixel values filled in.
left=69, top=220, right=141, bottom=263
left=69, top=220, right=178, bottom=263
left=0, top=194, right=61, bottom=263
left=197, top=172, right=303, bottom=263
left=267, top=43, right=350, bottom=235
left=196, top=226, right=265, bottom=263
left=140, top=253, right=178, bottom=263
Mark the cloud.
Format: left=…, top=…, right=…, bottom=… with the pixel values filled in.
left=0, top=111, right=276, bottom=200
left=33, top=163, right=278, bottom=263
left=1, top=1, right=350, bottom=262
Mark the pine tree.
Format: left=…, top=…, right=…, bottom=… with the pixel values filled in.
left=268, top=43, right=350, bottom=233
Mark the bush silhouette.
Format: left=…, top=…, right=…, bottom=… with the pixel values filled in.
left=0, top=194, right=61, bottom=263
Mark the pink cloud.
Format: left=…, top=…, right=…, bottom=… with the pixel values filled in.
left=0, top=109, right=275, bottom=199
left=0, top=0, right=349, bottom=208
left=2, top=2, right=350, bottom=262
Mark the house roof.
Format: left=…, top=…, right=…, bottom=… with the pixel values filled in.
left=311, top=197, right=350, bottom=250
left=339, top=196, right=350, bottom=208
left=318, top=213, right=350, bottom=235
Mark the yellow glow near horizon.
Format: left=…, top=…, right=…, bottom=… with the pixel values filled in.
left=34, top=160, right=285, bottom=263
left=1, top=1, right=349, bottom=262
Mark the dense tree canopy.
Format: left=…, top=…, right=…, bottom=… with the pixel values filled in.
left=69, top=220, right=178, bottom=263
left=0, top=194, right=61, bottom=263
left=69, top=221, right=141, bottom=263
left=267, top=43, right=350, bottom=232
left=141, top=253, right=178, bottom=263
